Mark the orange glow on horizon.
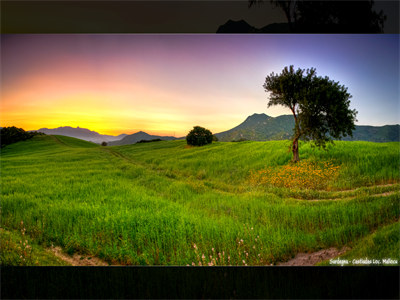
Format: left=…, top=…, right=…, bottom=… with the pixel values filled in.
left=1, top=35, right=296, bottom=137
left=1, top=70, right=283, bottom=137
left=2, top=34, right=399, bottom=133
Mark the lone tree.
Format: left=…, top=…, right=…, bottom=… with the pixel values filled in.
left=186, top=126, right=213, bottom=146
left=264, top=65, right=357, bottom=162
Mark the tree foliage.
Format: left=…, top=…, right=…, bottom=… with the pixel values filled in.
left=263, top=65, right=357, bottom=161
left=0, top=126, right=43, bottom=148
left=186, top=126, right=213, bottom=146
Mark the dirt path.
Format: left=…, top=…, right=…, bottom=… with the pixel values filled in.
left=50, top=135, right=69, bottom=147
left=277, top=246, right=350, bottom=266
left=330, top=183, right=399, bottom=192
left=101, top=147, right=137, bottom=164
left=307, top=190, right=398, bottom=202
left=48, top=246, right=110, bottom=266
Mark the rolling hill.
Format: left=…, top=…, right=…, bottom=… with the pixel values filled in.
left=215, top=113, right=400, bottom=142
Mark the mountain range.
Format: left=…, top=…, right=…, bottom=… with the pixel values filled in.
left=215, top=114, right=294, bottom=141
left=31, top=114, right=399, bottom=145
left=107, top=131, right=179, bottom=146
left=33, top=126, right=128, bottom=144
left=215, top=113, right=399, bottom=143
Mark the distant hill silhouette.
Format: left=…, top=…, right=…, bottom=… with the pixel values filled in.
left=342, top=125, right=400, bottom=143
left=215, top=113, right=400, bottom=142
left=30, top=115, right=399, bottom=146
left=33, top=126, right=127, bottom=144
left=108, top=131, right=179, bottom=146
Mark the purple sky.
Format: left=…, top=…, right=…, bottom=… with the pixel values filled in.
left=1, top=34, right=399, bottom=136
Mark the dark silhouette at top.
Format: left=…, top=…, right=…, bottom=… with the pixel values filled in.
left=2, top=1, right=394, bottom=34
left=247, top=0, right=386, bottom=33
left=216, top=19, right=290, bottom=33
left=217, top=20, right=259, bottom=33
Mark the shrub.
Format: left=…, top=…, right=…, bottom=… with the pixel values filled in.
left=101, top=141, right=108, bottom=146
left=232, top=138, right=248, bottom=142
left=186, top=126, right=213, bottom=146
left=0, top=126, right=40, bottom=148
left=136, top=139, right=162, bottom=144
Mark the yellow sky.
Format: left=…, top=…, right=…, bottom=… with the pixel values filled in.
left=1, top=60, right=290, bottom=136
left=5, top=34, right=361, bottom=136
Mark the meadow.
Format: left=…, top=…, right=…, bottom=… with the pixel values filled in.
left=1, top=135, right=399, bottom=265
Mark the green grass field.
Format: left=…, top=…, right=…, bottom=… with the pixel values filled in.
left=1, top=135, right=399, bottom=265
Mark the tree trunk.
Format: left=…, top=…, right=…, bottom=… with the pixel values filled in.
left=292, top=138, right=300, bottom=162
left=290, top=105, right=300, bottom=162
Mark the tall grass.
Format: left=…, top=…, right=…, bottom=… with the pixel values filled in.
left=1, top=135, right=399, bottom=265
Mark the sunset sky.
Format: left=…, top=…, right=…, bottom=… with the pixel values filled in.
left=1, top=34, right=398, bottom=137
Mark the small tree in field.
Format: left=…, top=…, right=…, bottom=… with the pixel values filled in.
left=101, top=141, right=107, bottom=146
left=263, top=65, right=357, bottom=162
left=186, top=126, right=213, bottom=146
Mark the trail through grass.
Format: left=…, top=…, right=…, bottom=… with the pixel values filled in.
left=1, top=135, right=399, bottom=265
left=317, top=221, right=400, bottom=266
